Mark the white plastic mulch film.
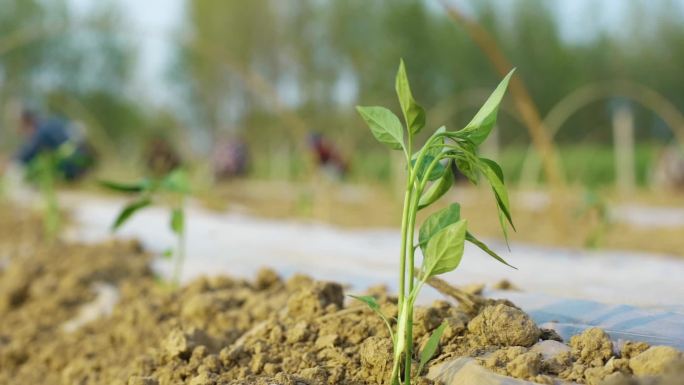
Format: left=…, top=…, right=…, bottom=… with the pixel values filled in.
left=490, top=291, right=684, bottom=351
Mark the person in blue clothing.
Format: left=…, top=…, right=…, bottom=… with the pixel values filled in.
left=14, top=109, right=95, bottom=181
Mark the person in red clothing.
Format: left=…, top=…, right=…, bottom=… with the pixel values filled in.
left=307, top=132, right=347, bottom=180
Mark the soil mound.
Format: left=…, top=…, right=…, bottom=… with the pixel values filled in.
left=1, top=206, right=683, bottom=385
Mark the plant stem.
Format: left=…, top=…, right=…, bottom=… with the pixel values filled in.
left=41, top=155, right=59, bottom=241
left=173, top=227, right=186, bottom=287
left=404, top=190, right=420, bottom=385
left=172, top=200, right=187, bottom=287
left=398, top=189, right=410, bottom=311
left=390, top=360, right=401, bottom=385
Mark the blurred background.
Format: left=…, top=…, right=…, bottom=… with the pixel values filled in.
left=1, top=0, right=683, bottom=257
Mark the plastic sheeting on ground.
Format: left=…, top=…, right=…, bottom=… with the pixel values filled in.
left=490, top=290, right=684, bottom=351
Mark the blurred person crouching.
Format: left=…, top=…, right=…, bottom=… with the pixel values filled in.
left=212, top=138, right=250, bottom=180
left=307, top=132, right=348, bottom=181
left=653, top=144, right=684, bottom=191
left=14, top=108, right=96, bottom=181
left=143, top=136, right=182, bottom=177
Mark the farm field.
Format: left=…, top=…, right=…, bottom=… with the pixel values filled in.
left=2, top=1, right=684, bottom=385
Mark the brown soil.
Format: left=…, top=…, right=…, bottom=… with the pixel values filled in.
left=1, top=204, right=683, bottom=385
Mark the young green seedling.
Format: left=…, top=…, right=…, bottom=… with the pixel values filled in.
left=353, top=59, right=516, bottom=385
left=27, top=152, right=60, bottom=240
left=25, top=143, right=83, bottom=241
left=101, top=168, right=190, bottom=286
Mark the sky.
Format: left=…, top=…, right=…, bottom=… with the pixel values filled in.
left=66, top=0, right=684, bottom=106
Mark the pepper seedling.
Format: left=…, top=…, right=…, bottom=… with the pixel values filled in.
left=100, top=168, right=190, bottom=286
left=353, top=59, right=516, bottom=385
left=26, top=152, right=61, bottom=240
left=25, top=142, right=85, bottom=241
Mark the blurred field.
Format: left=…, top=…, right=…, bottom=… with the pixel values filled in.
left=197, top=179, right=684, bottom=257
left=1, top=0, right=683, bottom=261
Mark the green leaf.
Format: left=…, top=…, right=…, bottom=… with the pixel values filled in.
left=99, top=179, right=150, bottom=193
left=422, top=219, right=467, bottom=278
left=477, top=157, right=514, bottom=247
left=425, top=126, right=447, bottom=159
left=460, top=69, right=515, bottom=145
left=112, top=197, right=152, bottom=231
left=479, top=158, right=514, bottom=229
left=356, top=106, right=405, bottom=151
left=418, top=203, right=461, bottom=250
left=161, top=169, right=190, bottom=194
left=418, top=160, right=454, bottom=210
left=411, top=155, right=446, bottom=182
left=349, top=294, right=382, bottom=313
left=395, top=59, right=426, bottom=135
left=170, top=207, right=185, bottom=235
left=349, top=295, right=395, bottom=343
left=466, top=232, right=516, bottom=269
left=454, top=157, right=479, bottom=184
left=162, top=248, right=174, bottom=259
left=418, top=322, right=447, bottom=374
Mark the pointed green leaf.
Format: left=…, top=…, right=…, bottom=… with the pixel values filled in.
left=418, top=322, right=447, bottom=374
left=418, top=161, right=454, bottom=210
left=162, top=248, right=174, bottom=259
left=162, top=169, right=190, bottom=194
left=170, top=207, right=185, bottom=235
left=460, top=69, right=515, bottom=145
left=112, top=197, right=152, bottom=231
left=479, top=158, right=514, bottom=229
left=349, top=295, right=395, bottom=343
left=411, top=155, right=446, bottom=182
left=466, top=232, right=516, bottom=269
left=454, top=157, right=479, bottom=184
left=99, top=179, right=151, bottom=193
left=349, top=294, right=381, bottom=313
left=395, top=59, right=426, bottom=135
left=422, top=219, right=467, bottom=278
left=418, top=203, right=461, bottom=250
left=425, top=126, right=447, bottom=159
left=356, top=106, right=405, bottom=151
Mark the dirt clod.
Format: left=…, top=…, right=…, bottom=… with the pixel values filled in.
left=570, top=327, right=614, bottom=366
left=467, top=303, right=540, bottom=347
left=359, top=335, right=393, bottom=382
left=286, top=281, right=343, bottom=319
left=621, top=341, right=650, bottom=359
left=164, top=328, right=212, bottom=359
left=506, top=351, right=542, bottom=378
left=629, top=346, right=684, bottom=376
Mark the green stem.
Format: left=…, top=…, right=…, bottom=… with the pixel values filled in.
left=402, top=148, right=445, bottom=384
left=172, top=227, right=186, bottom=287
left=172, top=199, right=186, bottom=287
left=390, top=360, right=401, bottom=385
left=404, top=190, right=420, bottom=385
left=41, top=155, right=59, bottom=241
left=398, top=189, right=411, bottom=312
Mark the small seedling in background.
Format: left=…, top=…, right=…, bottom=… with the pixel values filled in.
left=25, top=142, right=86, bottom=240
left=26, top=152, right=60, bottom=240
left=353, top=59, right=516, bottom=385
left=101, top=168, right=190, bottom=286
left=577, top=189, right=611, bottom=249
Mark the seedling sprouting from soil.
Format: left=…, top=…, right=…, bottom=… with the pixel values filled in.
left=101, top=169, right=190, bottom=286
left=354, top=60, right=516, bottom=385
left=25, top=143, right=84, bottom=240
left=27, top=152, right=60, bottom=240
